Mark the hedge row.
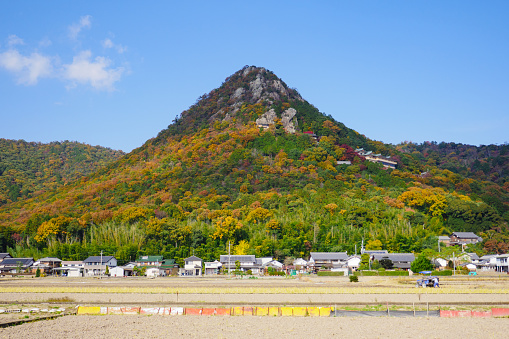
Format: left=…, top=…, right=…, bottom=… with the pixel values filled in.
left=354, top=270, right=409, bottom=276
left=432, top=270, right=453, bottom=276
left=317, top=271, right=344, bottom=276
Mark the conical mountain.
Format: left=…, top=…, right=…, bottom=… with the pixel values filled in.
left=153, top=66, right=369, bottom=148
left=0, top=66, right=506, bottom=262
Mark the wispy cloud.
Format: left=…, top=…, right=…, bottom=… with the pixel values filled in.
left=102, top=38, right=127, bottom=54
left=68, top=15, right=92, bottom=40
left=7, top=35, right=24, bottom=47
left=63, top=50, right=124, bottom=91
left=0, top=49, right=53, bottom=85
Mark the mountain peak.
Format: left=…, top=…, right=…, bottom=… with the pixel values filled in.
left=159, top=66, right=306, bottom=139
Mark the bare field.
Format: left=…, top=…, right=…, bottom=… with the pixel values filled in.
left=1, top=314, right=509, bottom=339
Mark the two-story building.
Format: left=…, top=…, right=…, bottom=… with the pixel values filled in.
left=182, top=256, right=202, bottom=276
left=308, top=252, right=349, bottom=270
left=449, top=232, right=482, bottom=246
left=83, top=256, right=117, bottom=276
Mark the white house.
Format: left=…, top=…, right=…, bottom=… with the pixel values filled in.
left=83, top=256, right=117, bottom=277
left=146, top=267, right=162, bottom=278
left=204, top=260, right=222, bottom=275
left=182, top=256, right=202, bottom=276
left=495, top=254, right=509, bottom=273
left=347, top=256, right=361, bottom=270
left=109, top=266, right=125, bottom=277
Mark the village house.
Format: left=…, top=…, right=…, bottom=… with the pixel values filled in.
left=54, top=261, right=84, bottom=277
left=449, top=232, right=482, bottom=247
left=220, top=255, right=257, bottom=273
left=135, top=255, right=164, bottom=267
left=204, top=260, right=222, bottom=275
left=0, top=253, right=12, bottom=263
left=109, top=266, right=125, bottom=277
left=0, top=257, right=34, bottom=274
left=159, top=259, right=179, bottom=276
left=181, top=256, right=202, bottom=276
left=494, top=254, right=509, bottom=273
left=308, top=252, right=349, bottom=271
left=347, top=255, right=361, bottom=270
left=371, top=253, right=415, bottom=270
left=83, top=256, right=117, bottom=277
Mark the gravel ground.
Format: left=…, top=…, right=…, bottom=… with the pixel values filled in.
left=1, top=315, right=508, bottom=339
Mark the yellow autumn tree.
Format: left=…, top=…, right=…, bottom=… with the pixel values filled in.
left=324, top=203, right=338, bottom=215
left=35, top=216, right=73, bottom=242
left=212, top=216, right=243, bottom=240
left=398, top=187, right=447, bottom=217
left=233, top=240, right=250, bottom=255
left=246, top=207, right=272, bottom=224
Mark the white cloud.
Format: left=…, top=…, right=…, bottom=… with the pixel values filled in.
left=7, top=35, right=24, bottom=46
left=102, top=38, right=127, bottom=54
left=63, top=50, right=124, bottom=90
left=68, top=15, right=92, bottom=40
left=102, top=38, right=114, bottom=49
left=0, top=49, right=53, bottom=85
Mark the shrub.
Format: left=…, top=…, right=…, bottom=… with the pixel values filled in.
left=349, top=275, right=359, bottom=282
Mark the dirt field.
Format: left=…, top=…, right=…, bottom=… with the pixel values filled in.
left=1, top=314, right=508, bottom=339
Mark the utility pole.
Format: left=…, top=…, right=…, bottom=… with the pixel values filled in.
left=453, top=252, right=456, bottom=276
left=100, top=250, right=103, bottom=278
left=228, top=241, right=231, bottom=279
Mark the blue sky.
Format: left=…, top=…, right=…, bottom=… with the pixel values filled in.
left=1, top=1, right=508, bottom=152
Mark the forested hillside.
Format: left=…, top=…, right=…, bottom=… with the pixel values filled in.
left=0, top=139, right=124, bottom=206
left=1, top=66, right=507, bottom=265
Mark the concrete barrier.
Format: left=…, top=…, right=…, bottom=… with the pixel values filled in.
left=232, top=307, right=244, bottom=316
left=471, top=311, right=492, bottom=318
left=281, top=307, right=293, bottom=316
left=107, top=307, right=123, bottom=315
left=293, top=307, right=307, bottom=317
left=268, top=307, right=279, bottom=316
left=139, top=307, right=161, bottom=315
left=320, top=307, right=332, bottom=317
left=215, top=308, right=231, bottom=316
left=201, top=308, right=215, bottom=316
left=440, top=310, right=472, bottom=318
left=243, top=307, right=254, bottom=316
left=256, top=307, right=269, bottom=316
left=491, top=308, right=509, bottom=317
left=185, top=308, right=202, bottom=315
left=121, top=307, right=140, bottom=315
left=77, top=306, right=101, bottom=315
left=170, top=307, right=184, bottom=315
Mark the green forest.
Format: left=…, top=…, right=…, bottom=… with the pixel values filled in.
left=1, top=66, right=508, bottom=267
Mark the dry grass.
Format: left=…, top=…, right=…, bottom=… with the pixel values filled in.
left=2, top=285, right=509, bottom=294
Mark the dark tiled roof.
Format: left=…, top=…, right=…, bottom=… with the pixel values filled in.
left=451, top=232, right=480, bottom=239
left=0, top=253, right=12, bottom=260
left=310, top=252, right=349, bottom=261
left=184, top=256, right=202, bottom=261
left=219, top=255, right=256, bottom=263
left=372, top=253, right=415, bottom=262
left=1, top=258, right=34, bottom=266
left=83, top=256, right=115, bottom=263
